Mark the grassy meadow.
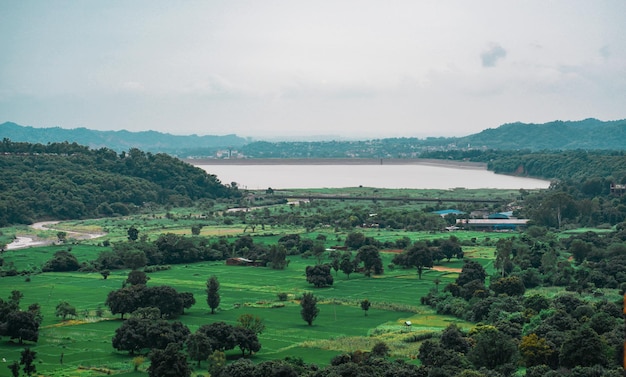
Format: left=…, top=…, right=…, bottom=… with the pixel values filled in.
left=0, top=189, right=519, bottom=376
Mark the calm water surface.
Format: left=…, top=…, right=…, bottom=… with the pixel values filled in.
left=195, top=164, right=551, bottom=190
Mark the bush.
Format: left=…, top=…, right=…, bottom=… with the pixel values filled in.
left=277, top=292, right=288, bottom=301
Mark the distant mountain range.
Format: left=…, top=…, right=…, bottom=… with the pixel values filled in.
left=0, top=122, right=248, bottom=156
left=1, top=118, right=624, bottom=158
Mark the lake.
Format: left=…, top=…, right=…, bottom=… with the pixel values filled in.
left=194, top=162, right=551, bottom=190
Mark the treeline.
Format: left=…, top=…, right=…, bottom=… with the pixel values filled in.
left=0, top=139, right=239, bottom=226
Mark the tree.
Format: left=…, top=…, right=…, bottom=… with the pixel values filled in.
left=20, top=348, right=37, bottom=377
left=340, top=252, right=355, bottom=279
left=519, top=333, right=554, bottom=367
left=7, top=361, right=19, bottom=377
left=467, top=326, right=518, bottom=370
left=356, top=245, right=383, bottom=275
left=56, top=231, right=67, bottom=243
left=126, top=270, right=149, bottom=286
left=345, top=232, right=366, bottom=249
left=148, top=343, right=191, bottom=377
left=267, top=244, right=289, bottom=270
left=440, top=323, right=470, bottom=354
left=559, top=326, right=609, bottom=368
left=360, top=299, right=371, bottom=316
left=234, top=327, right=261, bottom=356
left=206, top=275, right=220, bottom=314
left=300, top=292, right=319, bottom=326
left=100, top=269, right=110, bottom=280
left=371, top=341, right=390, bottom=357
left=494, top=239, right=514, bottom=277
left=312, top=242, right=326, bottom=265
left=55, top=301, right=77, bottom=320
left=198, top=322, right=238, bottom=352
left=179, top=292, right=195, bottom=313
left=237, top=313, right=266, bottom=335
left=440, top=237, right=463, bottom=262
left=490, top=276, right=526, bottom=296
left=208, top=350, right=226, bottom=376
left=144, top=285, right=184, bottom=318
left=42, top=250, right=80, bottom=272
left=127, top=225, right=139, bottom=241
left=569, top=239, right=592, bottom=265
left=305, top=264, right=334, bottom=287
left=3, top=311, right=39, bottom=344
left=186, top=332, right=212, bottom=366
left=407, top=242, right=433, bottom=279
left=456, top=260, right=487, bottom=286
left=106, top=285, right=145, bottom=319
left=191, top=224, right=203, bottom=236
left=121, top=249, right=147, bottom=270
left=112, top=317, right=147, bottom=354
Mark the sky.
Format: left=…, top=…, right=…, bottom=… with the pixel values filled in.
left=1, top=1, right=625, bottom=139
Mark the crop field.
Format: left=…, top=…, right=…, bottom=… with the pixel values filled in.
left=0, top=236, right=487, bottom=376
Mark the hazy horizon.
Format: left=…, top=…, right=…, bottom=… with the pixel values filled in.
left=1, top=1, right=625, bottom=138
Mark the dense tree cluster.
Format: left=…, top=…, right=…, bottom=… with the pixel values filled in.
left=0, top=140, right=238, bottom=225
left=0, top=291, right=42, bottom=345
left=105, top=282, right=194, bottom=319
left=418, top=226, right=626, bottom=374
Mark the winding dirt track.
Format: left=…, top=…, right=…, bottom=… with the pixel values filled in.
left=6, top=221, right=106, bottom=250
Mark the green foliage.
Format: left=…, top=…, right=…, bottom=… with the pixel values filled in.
left=0, top=140, right=238, bottom=226
left=206, top=275, right=220, bottom=314
left=300, top=292, right=319, bottom=326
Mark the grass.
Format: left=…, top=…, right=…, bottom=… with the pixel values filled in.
left=0, top=239, right=489, bottom=375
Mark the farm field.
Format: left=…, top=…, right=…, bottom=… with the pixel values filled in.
left=0, top=189, right=532, bottom=376
left=0, top=236, right=488, bottom=376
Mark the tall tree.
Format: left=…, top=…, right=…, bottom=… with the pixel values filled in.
left=340, top=252, right=355, bottom=279
left=300, top=292, right=319, bottom=326
left=407, top=242, right=433, bottom=280
left=20, top=348, right=37, bottom=376
left=206, top=275, right=220, bottom=314
left=127, top=225, right=139, bottom=241
left=360, top=299, right=371, bottom=316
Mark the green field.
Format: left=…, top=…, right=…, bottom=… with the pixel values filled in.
left=0, top=191, right=514, bottom=376
left=0, top=235, right=488, bottom=376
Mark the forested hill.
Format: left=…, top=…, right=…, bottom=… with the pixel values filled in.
left=0, top=140, right=239, bottom=226
left=2, top=118, right=625, bottom=159
left=0, top=122, right=247, bottom=155
left=458, top=118, right=626, bottom=150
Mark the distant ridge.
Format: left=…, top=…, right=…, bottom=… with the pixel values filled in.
left=458, top=118, right=626, bottom=150
left=0, top=122, right=247, bottom=155
left=1, top=118, right=624, bottom=158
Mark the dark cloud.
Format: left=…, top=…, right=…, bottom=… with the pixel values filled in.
left=481, top=44, right=507, bottom=67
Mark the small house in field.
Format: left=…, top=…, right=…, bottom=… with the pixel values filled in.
left=226, top=257, right=263, bottom=266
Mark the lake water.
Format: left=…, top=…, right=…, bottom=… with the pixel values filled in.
left=195, top=163, right=551, bottom=190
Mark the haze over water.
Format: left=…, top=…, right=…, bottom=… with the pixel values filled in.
left=196, top=164, right=551, bottom=190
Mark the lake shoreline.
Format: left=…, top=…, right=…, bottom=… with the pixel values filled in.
left=184, top=158, right=487, bottom=170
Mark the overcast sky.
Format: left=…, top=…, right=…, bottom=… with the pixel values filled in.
left=1, top=1, right=625, bottom=139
